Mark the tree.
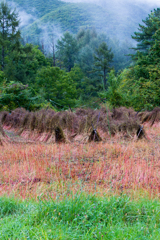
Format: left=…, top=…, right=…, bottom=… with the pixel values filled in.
left=75, top=29, right=109, bottom=105
left=132, top=8, right=160, bottom=56
left=50, top=34, right=56, bottom=67
left=0, top=2, right=21, bottom=70
left=100, top=70, right=124, bottom=108
left=119, top=28, right=160, bottom=111
left=56, top=32, right=78, bottom=71
left=0, top=81, right=42, bottom=111
left=76, top=29, right=107, bottom=76
left=4, top=44, right=48, bottom=84
left=0, top=70, right=5, bottom=86
left=106, top=38, right=134, bottom=72
left=93, top=42, right=114, bottom=89
left=113, top=9, right=160, bottom=111
left=68, top=64, right=84, bottom=97
left=35, top=66, right=77, bottom=109
left=76, top=28, right=98, bottom=49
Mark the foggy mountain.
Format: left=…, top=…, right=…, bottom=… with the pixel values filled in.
left=7, top=0, right=159, bottom=45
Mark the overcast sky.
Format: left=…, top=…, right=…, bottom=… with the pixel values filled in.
left=62, top=0, right=159, bottom=5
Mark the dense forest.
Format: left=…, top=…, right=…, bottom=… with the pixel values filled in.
left=0, top=1, right=160, bottom=111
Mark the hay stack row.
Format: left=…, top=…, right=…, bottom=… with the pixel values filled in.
left=0, top=107, right=146, bottom=143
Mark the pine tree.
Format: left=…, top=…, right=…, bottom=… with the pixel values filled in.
left=93, top=42, right=113, bottom=89
left=120, top=28, right=160, bottom=110
left=0, top=1, right=21, bottom=70
left=56, top=32, right=78, bottom=72
left=132, top=8, right=160, bottom=55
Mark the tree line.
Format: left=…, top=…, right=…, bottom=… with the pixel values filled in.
left=0, top=2, right=159, bottom=111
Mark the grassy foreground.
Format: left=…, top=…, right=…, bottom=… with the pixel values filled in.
left=0, top=194, right=160, bottom=239
left=0, top=122, right=160, bottom=239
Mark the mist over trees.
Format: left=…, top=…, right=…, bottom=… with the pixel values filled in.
left=119, top=8, right=160, bottom=110
left=0, top=1, right=160, bottom=111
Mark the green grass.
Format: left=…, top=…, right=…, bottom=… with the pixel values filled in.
left=0, top=194, right=160, bottom=239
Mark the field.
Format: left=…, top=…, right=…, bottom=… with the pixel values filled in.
left=0, top=108, right=160, bottom=239
left=0, top=126, right=160, bottom=199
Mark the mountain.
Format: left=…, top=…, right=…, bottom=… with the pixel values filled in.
left=8, top=0, right=158, bottom=44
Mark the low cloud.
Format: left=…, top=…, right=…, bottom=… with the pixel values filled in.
left=62, top=0, right=159, bottom=6
left=8, top=1, right=36, bottom=27
left=37, top=22, right=62, bottom=54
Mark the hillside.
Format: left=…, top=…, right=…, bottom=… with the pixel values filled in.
left=7, top=0, right=158, bottom=44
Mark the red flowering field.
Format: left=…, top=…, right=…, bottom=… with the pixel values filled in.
left=0, top=123, right=160, bottom=200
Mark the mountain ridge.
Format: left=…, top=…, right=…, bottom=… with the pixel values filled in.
left=7, top=0, right=159, bottom=44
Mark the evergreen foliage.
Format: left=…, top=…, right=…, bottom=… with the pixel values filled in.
left=4, top=44, right=48, bottom=84
left=118, top=8, right=160, bottom=110
left=56, top=32, right=78, bottom=72
left=94, top=42, right=114, bottom=89
left=0, top=81, right=41, bottom=111
left=12, top=0, right=152, bottom=41
left=132, top=8, right=160, bottom=54
left=0, top=3, right=159, bottom=111
left=0, top=1, right=21, bottom=70
left=9, top=0, right=148, bottom=73
left=100, top=70, right=124, bottom=108
left=35, top=66, right=77, bottom=109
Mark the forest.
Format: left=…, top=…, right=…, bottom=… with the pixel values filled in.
left=0, top=1, right=159, bottom=112
left=1, top=2, right=160, bottom=239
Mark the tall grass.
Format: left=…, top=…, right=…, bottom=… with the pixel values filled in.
left=0, top=123, right=160, bottom=199
left=0, top=194, right=160, bottom=239
left=0, top=109, right=160, bottom=239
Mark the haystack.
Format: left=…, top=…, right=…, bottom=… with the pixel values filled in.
left=136, top=125, right=146, bottom=139
left=0, top=111, right=8, bottom=124
left=111, top=107, right=136, bottom=121
left=141, top=107, right=160, bottom=126
left=0, top=123, right=8, bottom=145
left=55, top=126, right=66, bottom=143
left=88, top=129, right=102, bottom=142
left=0, top=107, right=144, bottom=143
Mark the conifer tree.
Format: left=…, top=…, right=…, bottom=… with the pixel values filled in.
left=132, top=8, right=160, bottom=56
left=93, top=42, right=113, bottom=89
left=56, top=32, right=78, bottom=72
left=119, top=15, right=160, bottom=110
left=0, top=1, right=21, bottom=70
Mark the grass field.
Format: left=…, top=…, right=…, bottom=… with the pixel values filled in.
left=1, top=123, right=160, bottom=199
left=0, top=122, right=160, bottom=239
left=1, top=194, right=160, bottom=239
